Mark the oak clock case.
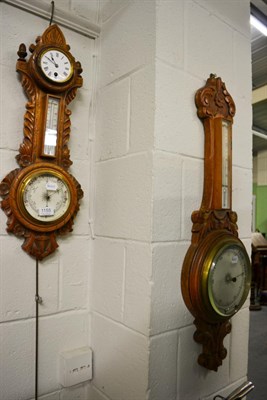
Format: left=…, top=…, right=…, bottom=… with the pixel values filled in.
left=0, top=24, right=83, bottom=260
left=181, top=74, right=251, bottom=372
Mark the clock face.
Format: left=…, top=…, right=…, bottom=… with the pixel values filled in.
left=207, top=243, right=251, bottom=317
left=39, top=49, right=73, bottom=83
left=22, top=171, right=71, bottom=223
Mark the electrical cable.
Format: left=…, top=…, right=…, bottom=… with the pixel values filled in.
left=35, top=258, right=39, bottom=400
left=35, top=259, right=43, bottom=400
left=35, top=2, right=54, bottom=397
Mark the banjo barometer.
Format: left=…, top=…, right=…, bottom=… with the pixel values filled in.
left=181, top=74, right=251, bottom=371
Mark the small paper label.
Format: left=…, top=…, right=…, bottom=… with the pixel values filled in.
left=46, top=182, right=58, bottom=191
left=231, top=255, right=238, bottom=264
left=39, top=207, right=54, bottom=216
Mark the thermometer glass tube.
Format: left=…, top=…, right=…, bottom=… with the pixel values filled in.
left=222, top=119, right=230, bottom=209
left=43, top=97, right=60, bottom=156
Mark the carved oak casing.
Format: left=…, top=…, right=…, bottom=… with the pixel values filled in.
left=16, top=25, right=83, bottom=169
left=181, top=75, right=249, bottom=371
left=0, top=25, right=83, bottom=260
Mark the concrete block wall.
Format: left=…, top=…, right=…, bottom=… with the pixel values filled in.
left=0, top=1, right=252, bottom=400
left=150, top=1, right=252, bottom=399
left=91, top=2, right=155, bottom=399
left=92, top=1, right=252, bottom=400
left=0, top=2, right=96, bottom=399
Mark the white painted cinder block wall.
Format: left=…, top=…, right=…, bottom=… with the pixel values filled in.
left=0, top=1, right=252, bottom=400
left=0, top=2, right=96, bottom=400
left=92, top=1, right=252, bottom=400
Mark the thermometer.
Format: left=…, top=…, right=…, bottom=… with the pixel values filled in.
left=43, top=96, right=59, bottom=156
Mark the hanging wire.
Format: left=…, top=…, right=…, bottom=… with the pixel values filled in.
left=35, top=258, right=39, bottom=400
left=49, top=1, right=55, bottom=26
left=35, top=259, right=42, bottom=400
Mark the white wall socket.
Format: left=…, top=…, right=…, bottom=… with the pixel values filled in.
left=59, top=347, right=93, bottom=387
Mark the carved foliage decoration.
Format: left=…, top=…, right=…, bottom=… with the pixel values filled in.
left=194, top=319, right=231, bottom=371
left=16, top=83, right=36, bottom=167
left=0, top=24, right=83, bottom=260
left=0, top=168, right=83, bottom=260
left=16, top=24, right=83, bottom=170
left=195, top=73, right=236, bottom=120
left=191, top=209, right=238, bottom=245
left=41, top=24, right=66, bottom=46
left=62, top=108, right=72, bottom=168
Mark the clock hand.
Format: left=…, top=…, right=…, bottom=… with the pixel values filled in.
left=45, top=56, right=56, bottom=66
left=50, top=53, right=59, bottom=68
left=45, top=55, right=59, bottom=68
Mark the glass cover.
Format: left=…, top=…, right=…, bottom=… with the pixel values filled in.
left=222, top=119, right=230, bottom=209
left=208, top=244, right=250, bottom=317
left=43, top=97, right=59, bottom=156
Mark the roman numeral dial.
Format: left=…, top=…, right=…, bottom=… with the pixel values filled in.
left=40, top=49, right=73, bottom=83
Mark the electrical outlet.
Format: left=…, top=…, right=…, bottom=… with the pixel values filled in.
left=59, top=347, right=93, bottom=387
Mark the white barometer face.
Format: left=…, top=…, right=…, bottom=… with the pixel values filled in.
left=22, top=171, right=71, bottom=223
left=40, top=49, right=73, bottom=83
left=207, top=243, right=250, bottom=317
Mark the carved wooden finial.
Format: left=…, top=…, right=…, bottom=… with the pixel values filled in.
left=195, top=74, right=236, bottom=120
left=76, top=61, right=83, bottom=76
left=29, top=43, right=36, bottom=53
left=42, top=24, right=66, bottom=46
left=17, top=43, right=27, bottom=61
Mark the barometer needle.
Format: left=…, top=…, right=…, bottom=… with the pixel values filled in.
left=231, top=272, right=244, bottom=282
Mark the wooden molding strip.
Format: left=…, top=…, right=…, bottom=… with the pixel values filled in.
left=2, top=0, right=101, bottom=39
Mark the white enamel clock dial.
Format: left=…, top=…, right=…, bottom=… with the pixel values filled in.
left=207, top=243, right=251, bottom=317
left=22, top=171, right=71, bottom=223
left=40, top=49, right=73, bottom=83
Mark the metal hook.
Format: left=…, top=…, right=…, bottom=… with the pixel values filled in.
left=49, top=1, right=55, bottom=26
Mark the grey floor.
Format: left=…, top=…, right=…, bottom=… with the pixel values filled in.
left=247, top=306, right=267, bottom=400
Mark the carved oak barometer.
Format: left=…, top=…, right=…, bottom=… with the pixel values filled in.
left=181, top=74, right=251, bottom=371
left=0, top=24, right=83, bottom=260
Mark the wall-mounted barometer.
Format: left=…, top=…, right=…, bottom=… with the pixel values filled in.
left=0, top=24, right=83, bottom=260
left=181, top=74, right=251, bottom=371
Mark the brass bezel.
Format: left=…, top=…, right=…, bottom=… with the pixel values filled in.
left=201, top=236, right=251, bottom=318
left=20, top=169, right=71, bottom=224
left=9, top=164, right=78, bottom=233
left=38, top=47, right=74, bottom=84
